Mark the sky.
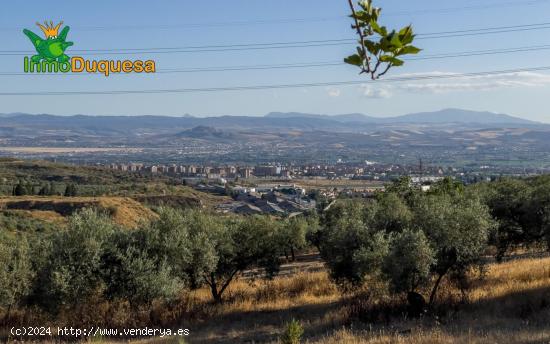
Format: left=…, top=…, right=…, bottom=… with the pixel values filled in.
left=1, top=0, right=550, bottom=121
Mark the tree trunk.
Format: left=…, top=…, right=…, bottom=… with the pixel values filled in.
left=429, top=273, right=445, bottom=305
left=208, top=274, right=222, bottom=303
left=290, top=246, right=296, bottom=261
left=3, top=304, right=12, bottom=326
left=216, top=270, right=239, bottom=303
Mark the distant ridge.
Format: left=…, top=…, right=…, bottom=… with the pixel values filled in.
left=265, top=109, right=537, bottom=125
left=389, top=108, right=536, bottom=124
left=0, top=109, right=539, bottom=135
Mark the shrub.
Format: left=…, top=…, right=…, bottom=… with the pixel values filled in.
left=280, top=319, right=304, bottom=344
left=0, top=234, right=33, bottom=316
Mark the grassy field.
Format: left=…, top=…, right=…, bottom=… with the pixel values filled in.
left=136, top=256, right=550, bottom=344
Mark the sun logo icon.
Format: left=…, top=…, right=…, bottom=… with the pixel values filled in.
left=23, top=21, right=73, bottom=63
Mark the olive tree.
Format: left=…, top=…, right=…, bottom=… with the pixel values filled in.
left=36, top=209, right=117, bottom=311
left=278, top=217, right=309, bottom=261
left=0, top=234, right=33, bottom=318
left=103, top=208, right=222, bottom=304
left=383, top=229, right=434, bottom=294
left=521, top=182, right=550, bottom=252
left=373, top=192, right=413, bottom=233
left=412, top=194, right=495, bottom=304
left=474, top=178, right=531, bottom=260
left=318, top=201, right=389, bottom=286
left=101, top=230, right=181, bottom=307
left=204, top=216, right=282, bottom=303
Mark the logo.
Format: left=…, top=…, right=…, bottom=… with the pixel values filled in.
left=23, top=21, right=156, bottom=77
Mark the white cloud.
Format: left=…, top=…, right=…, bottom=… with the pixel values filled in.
left=360, top=84, right=392, bottom=98
left=389, top=71, right=550, bottom=94
left=327, top=87, right=341, bottom=97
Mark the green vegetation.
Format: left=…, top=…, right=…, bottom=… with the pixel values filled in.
left=0, top=159, right=206, bottom=199
left=0, top=160, right=550, bottom=342
left=281, top=319, right=304, bottom=344
left=345, top=0, right=421, bottom=79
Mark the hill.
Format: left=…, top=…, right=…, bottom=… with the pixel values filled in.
left=390, top=108, right=537, bottom=124
left=265, top=108, right=538, bottom=125
left=0, top=196, right=157, bottom=228
left=0, top=109, right=540, bottom=134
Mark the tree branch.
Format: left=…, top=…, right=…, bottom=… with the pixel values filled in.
left=347, top=0, right=371, bottom=74
left=218, top=269, right=240, bottom=299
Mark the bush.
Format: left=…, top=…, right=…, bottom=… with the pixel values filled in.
left=280, top=319, right=304, bottom=344
left=0, top=234, right=32, bottom=315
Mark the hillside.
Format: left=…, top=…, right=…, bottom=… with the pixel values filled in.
left=130, top=255, right=550, bottom=343
left=0, top=196, right=157, bottom=228
left=0, top=159, right=230, bottom=209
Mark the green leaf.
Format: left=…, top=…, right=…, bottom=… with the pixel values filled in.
left=399, top=25, right=415, bottom=45
left=344, top=54, right=363, bottom=67
left=358, top=0, right=371, bottom=11
left=379, top=37, right=391, bottom=52
left=353, top=10, right=371, bottom=23
left=389, top=31, right=402, bottom=48
left=364, top=40, right=380, bottom=55
left=399, top=25, right=413, bottom=37
left=371, top=20, right=387, bottom=36
left=379, top=55, right=404, bottom=66
left=400, top=45, right=422, bottom=55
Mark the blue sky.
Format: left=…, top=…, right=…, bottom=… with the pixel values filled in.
left=1, top=0, right=550, bottom=121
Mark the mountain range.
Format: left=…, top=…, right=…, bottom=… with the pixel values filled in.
left=264, top=109, right=537, bottom=125
left=0, top=109, right=540, bottom=135
left=1, top=108, right=549, bottom=167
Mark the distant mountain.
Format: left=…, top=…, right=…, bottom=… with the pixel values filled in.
left=266, top=112, right=377, bottom=123
left=265, top=109, right=537, bottom=125
left=389, top=108, right=537, bottom=125
left=0, top=109, right=541, bottom=139
left=1, top=110, right=549, bottom=167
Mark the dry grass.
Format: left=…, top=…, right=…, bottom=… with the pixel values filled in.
left=310, top=257, right=550, bottom=344
left=6, top=257, right=549, bottom=343
left=4, top=209, right=66, bottom=224
left=312, top=326, right=550, bottom=344
left=0, top=196, right=157, bottom=228
left=172, top=257, right=550, bottom=343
